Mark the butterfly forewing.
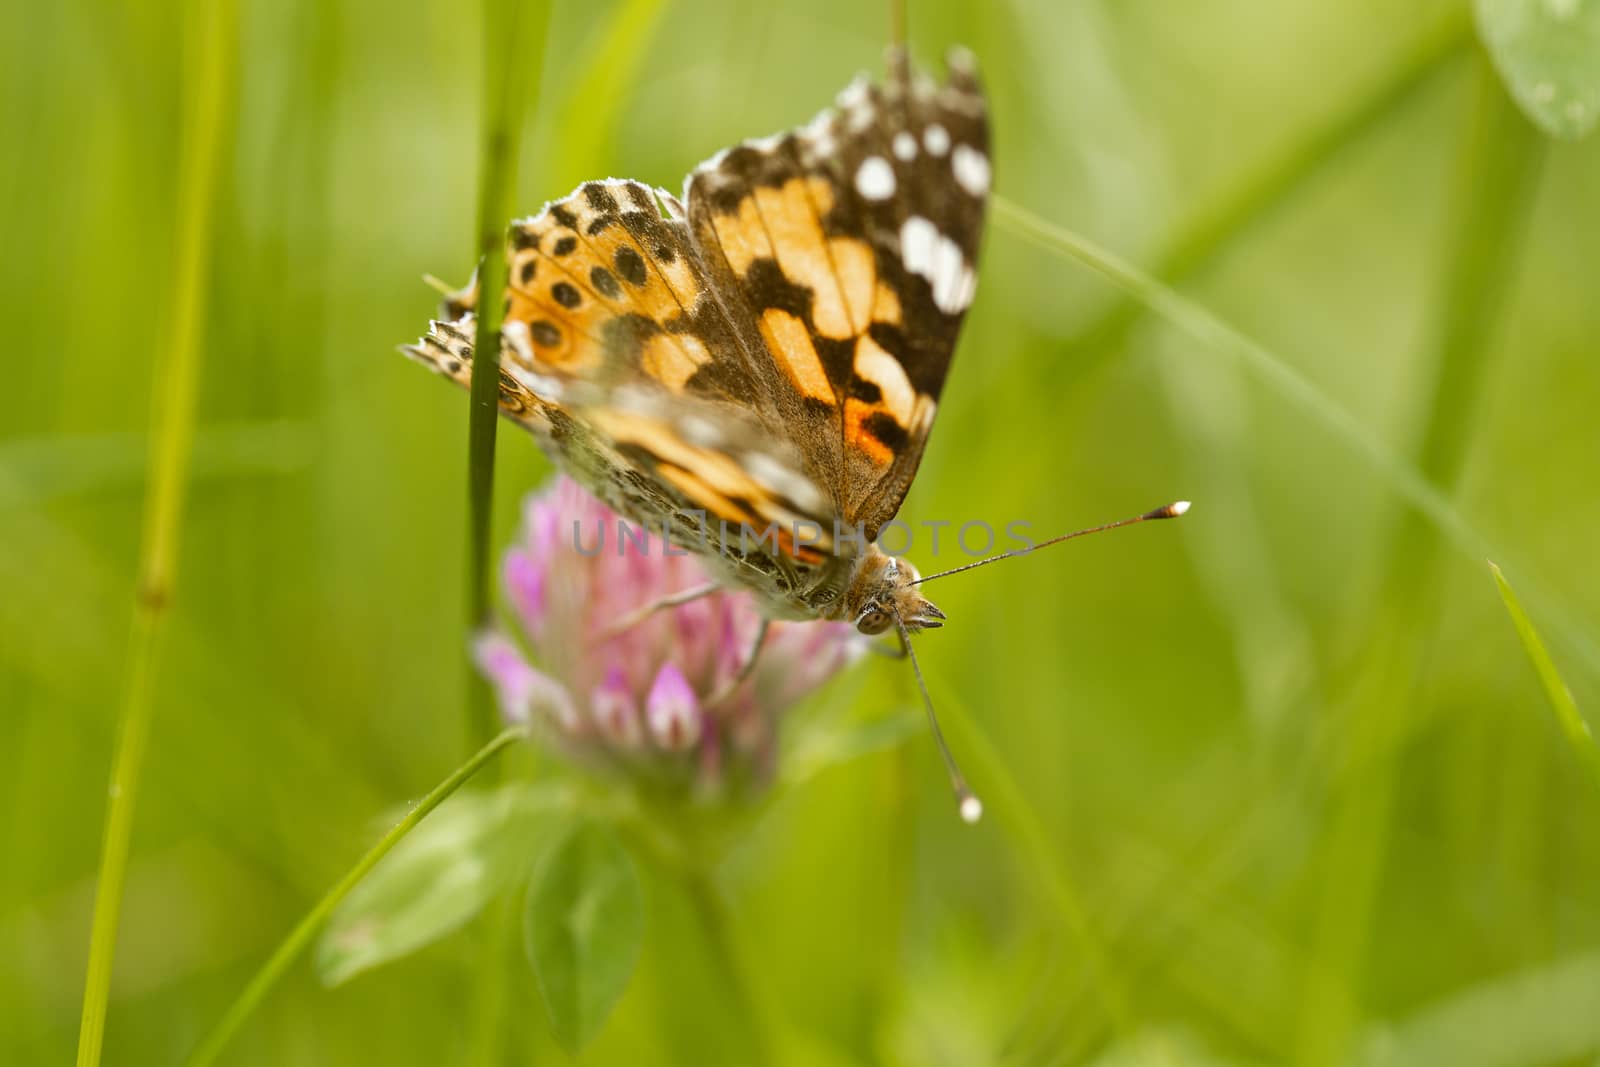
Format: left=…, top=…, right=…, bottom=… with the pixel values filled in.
left=686, top=48, right=989, bottom=538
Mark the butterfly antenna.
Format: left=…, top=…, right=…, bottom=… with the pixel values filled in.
left=421, top=273, right=458, bottom=297
left=913, top=501, right=1190, bottom=586
left=893, top=608, right=982, bottom=824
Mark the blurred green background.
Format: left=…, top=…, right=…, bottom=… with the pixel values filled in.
left=6, top=0, right=1600, bottom=1064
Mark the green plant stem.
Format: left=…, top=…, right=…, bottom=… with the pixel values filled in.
left=185, top=725, right=530, bottom=1067
left=1489, top=563, right=1600, bottom=793
left=1295, top=58, right=1544, bottom=1067
left=465, top=0, right=549, bottom=749
left=466, top=890, right=520, bottom=1067
left=74, top=5, right=236, bottom=1066
left=684, top=869, right=781, bottom=1064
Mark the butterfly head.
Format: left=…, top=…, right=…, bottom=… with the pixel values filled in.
left=848, top=548, right=946, bottom=635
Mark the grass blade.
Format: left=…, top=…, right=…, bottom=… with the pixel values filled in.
left=987, top=197, right=1600, bottom=684
left=184, top=725, right=531, bottom=1067
left=74, top=4, right=237, bottom=1065
left=1490, top=562, right=1600, bottom=792
left=465, top=0, right=551, bottom=747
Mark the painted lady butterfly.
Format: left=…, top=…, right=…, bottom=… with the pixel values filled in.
left=406, top=48, right=1185, bottom=818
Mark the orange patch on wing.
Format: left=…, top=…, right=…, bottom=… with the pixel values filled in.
left=755, top=179, right=845, bottom=336
left=759, top=308, right=833, bottom=402
left=657, top=464, right=755, bottom=525
left=639, top=332, right=710, bottom=391
left=871, top=280, right=902, bottom=326
left=753, top=180, right=872, bottom=341
left=844, top=401, right=895, bottom=466
left=829, top=238, right=876, bottom=334
left=711, top=195, right=773, bottom=277
left=655, top=466, right=826, bottom=563
left=842, top=336, right=917, bottom=468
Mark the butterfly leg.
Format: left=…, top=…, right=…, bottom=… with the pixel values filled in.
left=600, top=582, right=721, bottom=638
left=868, top=630, right=911, bottom=660
left=706, top=617, right=771, bottom=708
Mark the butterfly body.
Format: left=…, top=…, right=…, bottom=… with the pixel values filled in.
left=406, top=48, right=987, bottom=637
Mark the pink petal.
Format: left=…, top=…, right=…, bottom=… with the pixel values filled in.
left=503, top=550, right=546, bottom=638
left=589, top=665, right=643, bottom=748
left=645, top=661, right=702, bottom=751
left=472, top=631, right=577, bottom=730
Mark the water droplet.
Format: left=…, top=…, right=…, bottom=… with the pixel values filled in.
left=1566, top=99, right=1587, bottom=122
left=1533, top=81, right=1557, bottom=103
left=1545, top=0, right=1580, bottom=21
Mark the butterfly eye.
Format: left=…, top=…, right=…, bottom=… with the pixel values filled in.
left=856, top=608, right=891, bottom=636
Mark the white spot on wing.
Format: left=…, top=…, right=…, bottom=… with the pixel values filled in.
left=923, top=124, right=950, bottom=156
left=504, top=319, right=534, bottom=365
left=855, top=156, right=895, bottom=200
left=837, top=76, right=869, bottom=109
left=676, top=414, right=723, bottom=447
left=899, top=216, right=974, bottom=315
left=743, top=452, right=825, bottom=514
left=900, top=216, right=937, bottom=278
left=952, top=144, right=990, bottom=196
left=893, top=131, right=917, bottom=160
left=505, top=362, right=564, bottom=402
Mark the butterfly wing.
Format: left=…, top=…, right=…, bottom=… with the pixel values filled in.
left=685, top=48, right=989, bottom=538
left=404, top=180, right=845, bottom=606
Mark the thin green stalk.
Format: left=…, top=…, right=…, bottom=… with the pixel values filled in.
left=684, top=870, right=781, bottom=1065
left=1295, top=58, right=1544, bottom=1067
left=989, top=196, right=1600, bottom=682
left=465, top=0, right=550, bottom=748
left=185, top=725, right=529, bottom=1067
left=1489, top=562, right=1600, bottom=794
left=466, top=890, right=520, bottom=1067
left=74, top=4, right=236, bottom=1065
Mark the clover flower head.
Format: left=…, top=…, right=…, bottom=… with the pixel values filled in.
left=476, top=477, right=861, bottom=795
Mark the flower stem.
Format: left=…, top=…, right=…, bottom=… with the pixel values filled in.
left=74, top=4, right=237, bottom=1065
left=684, top=870, right=782, bottom=1064
left=184, top=725, right=530, bottom=1067
left=465, top=0, right=550, bottom=749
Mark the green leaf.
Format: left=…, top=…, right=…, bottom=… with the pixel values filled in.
left=317, top=782, right=573, bottom=986
left=1475, top=0, right=1600, bottom=139
left=523, top=821, right=645, bottom=1054
left=1489, top=561, right=1600, bottom=792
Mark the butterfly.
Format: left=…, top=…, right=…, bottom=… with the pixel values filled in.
left=406, top=47, right=1185, bottom=819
